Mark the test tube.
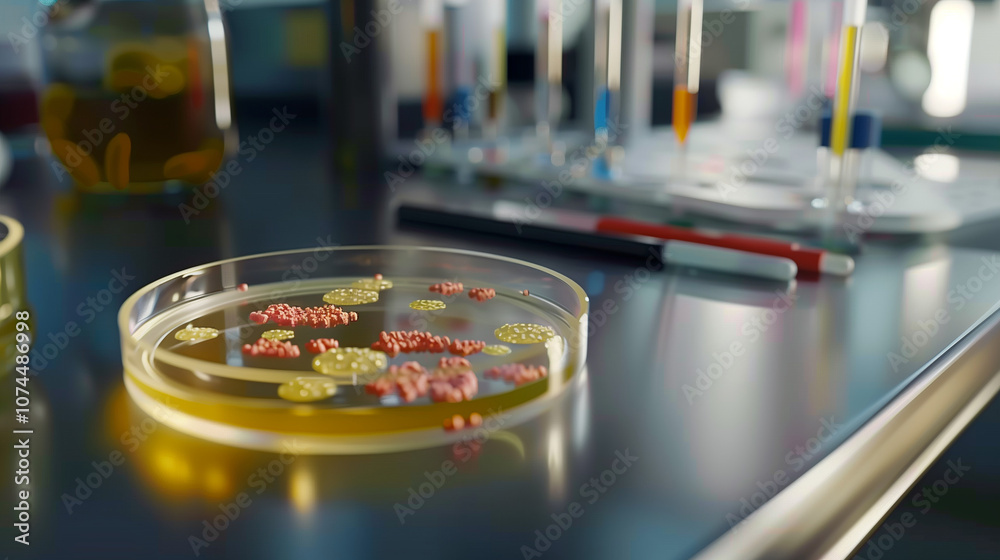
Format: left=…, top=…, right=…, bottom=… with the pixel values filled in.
left=594, top=0, right=609, bottom=138
left=594, top=0, right=622, bottom=140
left=827, top=0, right=866, bottom=208
left=535, top=0, right=563, bottom=146
left=444, top=1, right=473, bottom=135
left=548, top=0, right=563, bottom=125
left=785, top=0, right=808, bottom=99
left=485, top=0, right=507, bottom=139
left=422, top=0, right=444, bottom=128
left=822, top=1, right=844, bottom=101
left=818, top=112, right=881, bottom=207
left=672, top=0, right=703, bottom=146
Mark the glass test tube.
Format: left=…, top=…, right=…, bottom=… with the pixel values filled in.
left=822, top=1, right=844, bottom=100
left=422, top=0, right=444, bottom=128
left=444, top=2, right=472, bottom=136
left=672, top=0, right=702, bottom=146
left=590, top=0, right=623, bottom=178
left=535, top=0, right=562, bottom=147
left=602, top=0, right=623, bottom=141
left=785, top=0, right=808, bottom=99
left=485, top=0, right=507, bottom=139
left=827, top=0, right=866, bottom=208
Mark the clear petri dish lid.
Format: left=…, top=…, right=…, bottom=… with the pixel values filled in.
left=120, top=245, right=588, bottom=454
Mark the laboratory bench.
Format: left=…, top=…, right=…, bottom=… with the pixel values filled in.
left=3, top=127, right=1000, bottom=560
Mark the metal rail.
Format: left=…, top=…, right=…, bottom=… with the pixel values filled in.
left=694, top=304, right=1000, bottom=560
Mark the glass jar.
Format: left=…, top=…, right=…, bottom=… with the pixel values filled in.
left=38, top=0, right=233, bottom=193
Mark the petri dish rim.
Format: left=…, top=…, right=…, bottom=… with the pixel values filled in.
left=0, top=215, right=24, bottom=259
left=0, top=215, right=26, bottom=327
left=119, top=245, right=589, bottom=372
left=118, top=245, right=590, bottom=450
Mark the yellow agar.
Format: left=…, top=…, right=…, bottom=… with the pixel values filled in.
left=261, top=329, right=295, bottom=341
left=409, top=299, right=446, bottom=311
left=278, top=377, right=337, bottom=403
left=174, top=326, right=220, bottom=342
left=312, top=347, right=388, bottom=378
left=323, top=288, right=379, bottom=306
left=483, top=344, right=512, bottom=356
left=495, top=323, right=556, bottom=344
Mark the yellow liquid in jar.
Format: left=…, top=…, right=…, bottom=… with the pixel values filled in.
left=40, top=40, right=224, bottom=192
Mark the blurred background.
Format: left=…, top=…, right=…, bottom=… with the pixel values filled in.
left=2, top=0, right=999, bottom=187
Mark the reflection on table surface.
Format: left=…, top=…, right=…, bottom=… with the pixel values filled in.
left=6, top=141, right=1000, bottom=559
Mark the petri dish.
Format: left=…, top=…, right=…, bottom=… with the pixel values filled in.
left=119, top=246, right=588, bottom=454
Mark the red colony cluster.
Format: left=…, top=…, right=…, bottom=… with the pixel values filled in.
left=443, top=412, right=483, bottom=431
left=371, top=330, right=450, bottom=357
left=365, top=361, right=429, bottom=403
left=304, top=338, right=340, bottom=354
left=249, top=311, right=268, bottom=323
left=249, top=303, right=358, bottom=328
left=485, top=363, right=548, bottom=386
left=242, top=338, right=301, bottom=358
left=429, top=282, right=464, bottom=296
left=468, top=287, right=496, bottom=302
left=436, top=356, right=471, bottom=373
left=430, top=357, right=479, bottom=403
left=448, top=339, right=486, bottom=356
left=370, top=331, right=486, bottom=358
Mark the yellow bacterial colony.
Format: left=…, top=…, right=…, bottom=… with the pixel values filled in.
left=352, top=278, right=394, bottom=291
left=409, top=300, right=447, bottom=311
left=261, top=330, right=295, bottom=341
left=312, top=347, right=389, bottom=379
left=494, top=323, right=555, bottom=344
left=278, top=377, right=337, bottom=403
left=482, top=344, right=512, bottom=356
left=323, top=288, right=380, bottom=306
left=174, top=326, right=219, bottom=342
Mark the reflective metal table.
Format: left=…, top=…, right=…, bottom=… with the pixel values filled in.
left=4, top=131, right=999, bottom=559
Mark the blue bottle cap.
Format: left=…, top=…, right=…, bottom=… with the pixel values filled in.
left=820, top=111, right=832, bottom=148
left=850, top=112, right=882, bottom=149
left=819, top=111, right=881, bottom=150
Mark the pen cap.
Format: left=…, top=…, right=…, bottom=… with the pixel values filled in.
left=663, top=241, right=798, bottom=282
